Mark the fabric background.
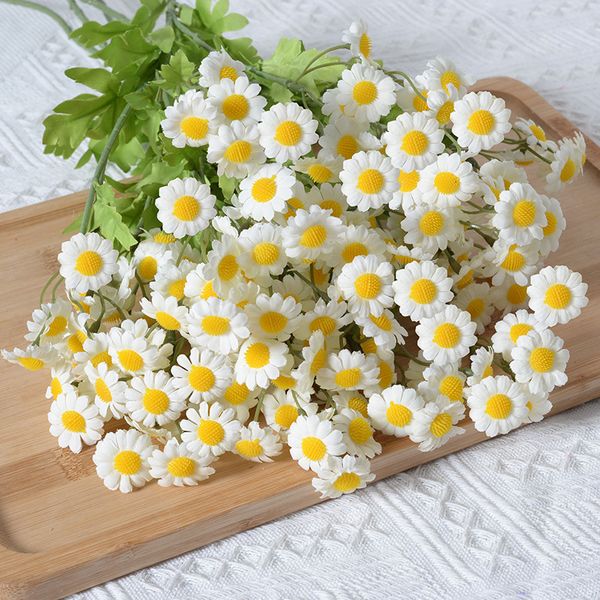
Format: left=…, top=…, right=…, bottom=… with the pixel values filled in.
left=0, top=1, right=599, bottom=598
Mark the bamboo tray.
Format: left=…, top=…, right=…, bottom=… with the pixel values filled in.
left=1, top=77, right=599, bottom=599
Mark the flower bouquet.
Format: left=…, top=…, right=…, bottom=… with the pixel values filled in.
left=2, top=0, right=588, bottom=498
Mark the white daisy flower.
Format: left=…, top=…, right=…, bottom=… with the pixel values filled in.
left=180, top=402, right=241, bottom=456
left=510, top=328, right=569, bottom=394
left=514, top=118, right=556, bottom=151
left=149, top=439, right=215, bottom=487
left=336, top=255, right=394, bottom=317
left=295, top=298, right=350, bottom=343
left=225, top=280, right=261, bottom=311
left=238, top=163, right=296, bottom=221
left=199, top=49, right=245, bottom=87
left=258, top=101, right=319, bottom=163
left=479, top=159, right=528, bottom=203
left=342, top=19, right=373, bottom=61
left=207, top=75, right=266, bottom=125
left=333, top=408, right=381, bottom=459
left=302, top=182, right=349, bottom=220
left=233, top=421, right=283, bottom=463
left=125, top=370, right=187, bottom=427
left=73, top=331, right=113, bottom=371
left=393, top=259, right=454, bottom=322
left=546, top=136, right=584, bottom=192
left=538, top=194, right=566, bottom=257
left=83, top=362, right=127, bottom=420
left=527, top=265, right=588, bottom=326
left=184, top=263, right=218, bottom=303
left=245, top=292, right=302, bottom=341
left=465, top=346, right=495, bottom=387
left=207, top=121, right=265, bottom=178
left=355, top=309, right=407, bottom=351
left=491, top=309, right=542, bottom=360
left=294, top=153, right=343, bottom=185
left=319, top=116, right=378, bottom=161
left=317, top=349, right=379, bottom=392
left=263, top=388, right=318, bottom=434
left=425, top=86, right=460, bottom=127
left=46, top=366, right=75, bottom=401
left=93, top=429, right=154, bottom=493
left=395, top=78, right=429, bottom=113
left=367, top=384, right=424, bottom=436
left=336, top=63, right=396, bottom=122
left=25, top=299, right=71, bottom=346
left=282, top=206, right=344, bottom=262
left=455, top=282, right=493, bottom=334
left=132, top=240, right=173, bottom=283
left=417, top=152, right=479, bottom=208
left=487, top=240, right=540, bottom=287
left=161, top=89, right=216, bottom=148
left=422, top=56, right=474, bottom=95
left=203, top=236, right=243, bottom=296
left=389, top=244, right=433, bottom=268
left=156, top=177, right=216, bottom=239
left=171, top=347, right=232, bottom=403
left=140, top=292, right=188, bottom=332
left=419, top=363, right=466, bottom=404
left=107, top=325, right=164, bottom=375
left=416, top=304, right=477, bottom=365
left=150, top=259, right=194, bottom=302
left=292, top=330, right=328, bottom=392
left=409, top=398, right=465, bottom=452
left=235, top=336, right=289, bottom=390
left=332, top=390, right=370, bottom=418
left=48, top=390, right=103, bottom=453
left=218, top=380, right=259, bottom=422
left=186, top=297, right=249, bottom=355
left=467, top=375, right=528, bottom=437
left=237, top=222, right=286, bottom=283
left=287, top=414, right=346, bottom=471
left=339, top=150, right=398, bottom=211
left=523, top=388, right=552, bottom=423
left=328, top=223, right=388, bottom=268
left=451, top=91, right=511, bottom=153
left=58, top=232, right=118, bottom=294
left=312, top=455, right=375, bottom=499
left=401, top=205, right=461, bottom=253
left=383, top=112, right=445, bottom=171
left=321, top=86, right=346, bottom=119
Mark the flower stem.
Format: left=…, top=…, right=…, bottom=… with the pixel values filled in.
left=0, top=0, right=72, bottom=35
left=79, top=0, right=127, bottom=21
left=39, top=270, right=60, bottom=305
left=294, top=43, right=349, bottom=81
left=66, top=0, right=87, bottom=23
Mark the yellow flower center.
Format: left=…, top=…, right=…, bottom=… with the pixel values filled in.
left=307, top=164, right=333, bottom=183
left=50, top=377, right=63, bottom=399
left=91, top=351, right=112, bottom=368
left=512, top=200, right=536, bottom=228
left=409, top=278, right=437, bottom=304
left=433, top=323, right=461, bottom=348
left=224, top=381, right=250, bottom=405
left=543, top=211, right=557, bottom=236
left=334, top=472, right=361, bottom=493
left=180, top=116, right=209, bottom=140
left=201, top=315, right=230, bottom=336
left=337, top=134, right=358, bottom=159
left=348, top=396, right=368, bottom=417
left=544, top=283, right=572, bottom=309
left=530, top=124, right=546, bottom=141
left=251, top=176, right=277, bottom=202
left=467, top=298, right=485, bottom=319
left=301, top=436, right=327, bottom=461
left=358, top=32, right=371, bottom=58
left=61, top=410, right=86, bottom=433
left=259, top=311, right=288, bottom=334
left=386, top=402, right=412, bottom=427
left=75, top=250, right=103, bottom=276
left=319, top=199, right=342, bottom=217
left=401, top=130, right=429, bottom=156
left=274, top=404, right=298, bottom=428
left=222, top=94, right=249, bottom=121
left=357, top=168, right=384, bottom=194
left=529, top=347, right=555, bottom=373
left=369, top=313, right=392, bottom=331
left=245, top=342, right=270, bottom=368
left=236, top=439, right=264, bottom=458
left=342, top=242, right=368, bottom=263
left=560, top=158, right=576, bottom=182
left=118, top=349, right=144, bottom=372
left=485, top=394, right=512, bottom=419
left=310, top=348, right=326, bottom=375
left=399, top=169, right=420, bottom=192
left=378, top=360, right=393, bottom=388
left=309, top=315, right=336, bottom=336
left=197, top=419, right=224, bottom=445
left=200, top=280, right=217, bottom=299
left=335, top=368, right=361, bottom=388
left=507, top=283, right=527, bottom=305
left=500, top=245, right=525, bottom=272
left=224, top=140, right=252, bottom=163
left=439, top=375, right=463, bottom=402
left=189, top=365, right=215, bottom=392
left=67, top=331, right=86, bottom=354
left=173, top=195, right=200, bottom=221
left=419, top=210, right=444, bottom=236
left=137, top=256, right=157, bottom=281
left=155, top=311, right=180, bottom=330
left=354, top=273, right=381, bottom=299
left=434, top=171, right=460, bottom=195
left=167, top=456, right=196, bottom=478
left=219, top=65, right=238, bottom=80
left=154, top=231, right=177, bottom=244
left=352, top=80, right=378, bottom=105
left=467, top=109, right=495, bottom=135
left=348, top=417, right=372, bottom=444
left=436, top=100, right=454, bottom=124
left=95, top=378, right=112, bottom=402
left=274, top=120, right=302, bottom=146
left=273, top=373, right=296, bottom=389
left=167, top=279, right=186, bottom=301
left=412, top=92, right=429, bottom=112
left=300, top=224, right=327, bottom=248
left=218, top=254, right=239, bottom=281
left=143, top=388, right=169, bottom=414
left=430, top=413, right=453, bottom=437
left=113, top=450, right=141, bottom=475
left=46, top=315, right=67, bottom=338
left=252, top=241, right=279, bottom=265
left=509, top=322, right=533, bottom=344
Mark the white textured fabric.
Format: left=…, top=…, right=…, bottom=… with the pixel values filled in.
left=0, top=1, right=599, bottom=598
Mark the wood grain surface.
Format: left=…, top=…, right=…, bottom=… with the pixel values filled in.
left=1, top=77, right=599, bottom=599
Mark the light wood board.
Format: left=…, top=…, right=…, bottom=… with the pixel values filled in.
left=1, top=77, right=599, bottom=599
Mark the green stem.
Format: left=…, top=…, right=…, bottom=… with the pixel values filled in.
left=96, top=291, right=128, bottom=321
left=67, top=0, right=87, bottom=23
left=296, top=61, right=342, bottom=81
left=80, top=103, right=132, bottom=233
left=292, top=269, right=327, bottom=301
left=396, top=346, right=430, bottom=366
left=0, top=0, right=72, bottom=34
left=386, top=70, right=427, bottom=102
left=39, top=271, right=60, bottom=305
left=252, top=388, right=267, bottom=421
left=79, top=0, right=126, bottom=20
left=294, top=43, right=348, bottom=81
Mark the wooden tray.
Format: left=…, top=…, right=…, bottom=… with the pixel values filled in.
left=1, top=77, right=599, bottom=599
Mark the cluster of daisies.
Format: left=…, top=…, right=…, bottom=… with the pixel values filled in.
left=3, top=21, right=589, bottom=498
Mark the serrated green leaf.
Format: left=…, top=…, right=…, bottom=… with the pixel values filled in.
left=223, top=36, right=259, bottom=64
left=71, top=21, right=131, bottom=48
left=218, top=174, right=237, bottom=201
left=93, top=183, right=137, bottom=250
left=137, top=161, right=186, bottom=197
left=180, top=5, right=194, bottom=25
left=195, top=0, right=248, bottom=34
left=65, top=68, right=119, bottom=94
left=94, top=28, right=159, bottom=76
left=157, top=49, right=195, bottom=93
left=149, top=26, right=175, bottom=53
left=132, top=0, right=167, bottom=32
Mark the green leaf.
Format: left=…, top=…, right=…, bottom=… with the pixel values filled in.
left=65, top=68, right=119, bottom=94
left=223, top=36, right=259, bottom=65
left=71, top=21, right=131, bottom=48
left=63, top=213, right=82, bottom=234
left=157, top=49, right=195, bottom=92
left=93, top=183, right=137, bottom=250
left=132, top=0, right=167, bottom=32
left=218, top=174, right=237, bottom=201
left=136, top=161, right=186, bottom=197
left=195, top=0, right=248, bottom=34
left=94, top=28, right=159, bottom=76
left=149, top=26, right=175, bottom=53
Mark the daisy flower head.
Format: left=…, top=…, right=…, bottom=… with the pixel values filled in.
left=184, top=263, right=218, bottom=304
left=58, top=232, right=118, bottom=294
left=527, top=265, right=588, bottom=326
left=510, top=328, right=569, bottom=394
left=133, top=240, right=172, bottom=283
left=319, top=116, right=378, bottom=161
left=258, top=101, right=319, bottom=163
left=171, top=347, right=232, bottom=404
left=235, top=336, right=289, bottom=390
left=538, top=195, right=566, bottom=257
left=198, top=49, right=245, bottom=88
left=245, top=293, right=302, bottom=341
left=125, top=370, right=187, bottom=427
left=336, top=63, right=396, bottom=122
left=393, top=259, right=454, bottom=322
left=488, top=240, right=540, bottom=287
left=328, top=223, right=388, bottom=268
left=294, top=152, right=343, bottom=186
left=523, top=388, right=552, bottom=423
left=333, top=408, right=381, bottom=459
left=46, top=365, right=75, bottom=401
left=355, top=309, right=407, bottom=352
left=416, top=304, right=477, bottom=365
left=317, top=349, right=379, bottom=392
left=238, top=163, right=296, bottom=221
left=390, top=168, right=423, bottom=212
left=301, top=183, right=349, bottom=220
left=156, top=177, right=216, bottom=239
left=161, top=89, right=216, bottom=148
left=149, top=259, right=194, bottom=302
left=467, top=375, right=528, bottom=437
left=180, top=402, right=241, bottom=456
left=422, top=56, right=473, bottom=96
left=312, top=455, right=375, bottom=499
left=140, top=292, right=188, bottom=332
left=546, top=136, right=584, bottom=192
left=336, top=254, right=394, bottom=317
left=263, top=388, right=317, bottom=434
left=367, top=384, right=424, bottom=437
left=455, top=282, right=493, bottom=334
left=491, top=309, right=542, bottom=360
left=207, top=75, right=266, bottom=125
left=383, top=112, right=445, bottom=171
left=149, top=439, right=215, bottom=487
left=25, top=299, right=71, bottom=346
left=203, top=235, right=243, bottom=296
left=107, top=324, right=164, bottom=375
left=401, top=205, right=461, bottom=253
left=237, top=222, right=286, bottom=282
left=418, top=152, right=479, bottom=208
left=515, top=118, right=556, bottom=151
left=217, top=380, right=259, bottom=422
left=83, top=362, right=127, bottom=420
left=451, top=91, right=511, bottom=153
left=395, top=79, right=429, bottom=113
left=207, top=121, right=265, bottom=178
left=282, top=205, right=344, bottom=262
left=233, top=421, right=283, bottom=463
left=465, top=346, right=495, bottom=387
left=332, top=390, right=370, bottom=418
left=419, top=363, right=466, bottom=404
left=339, top=150, right=398, bottom=211
left=409, top=398, right=465, bottom=452
left=48, top=390, right=103, bottom=453
left=287, top=414, right=346, bottom=471
left=292, top=330, right=328, bottom=392
left=425, top=86, right=461, bottom=127
left=342, top=19, right=373, bottom=61
left=93, top=429, right=154, bottom=493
